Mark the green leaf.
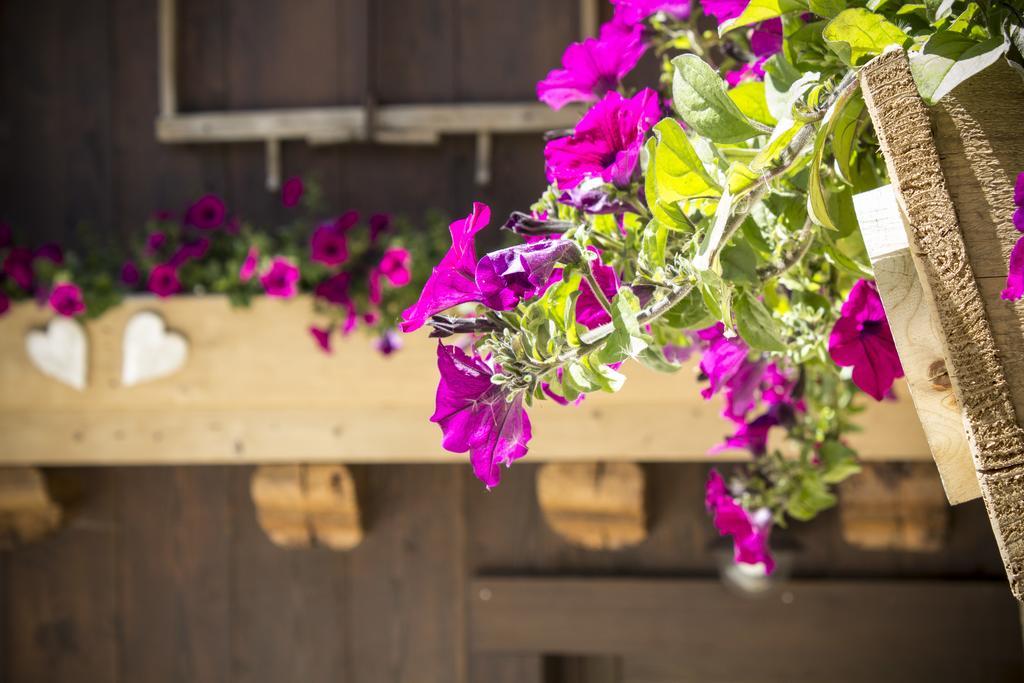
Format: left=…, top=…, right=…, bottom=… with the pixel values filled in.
left=809, top=0, right=846, bottom=19
left=823, top=8, right=909, bottom=66
left=719, top=0, right=808, bottom=34
left=819, top=440, right=862, bottom=484
left=694, top=188, right=734, bottom=271
left=750, top=119, right=807, bottom=173
left=637, top=345, right=684, bottom=373
left=697, top=269, right=727, bottom=321
left=727, top=81, right=778, bottom=128
left=832, top=92, right=865, bottom=185
left=663, top=287, right=716, bottom=329
left=639, top=219, right=669, bottom=273
left=721, top=241, right=760, bottom=285
left=594, top=288, right=648, bottom=365
left=734, top=291, right=787, bottom=352
left=671, top=54, right=762, bottom=144
left=650, top=118, right=722, bottom=200
left=786, top=475, right=837, bottom=521
left=910, top=32, right=1008, bottom=104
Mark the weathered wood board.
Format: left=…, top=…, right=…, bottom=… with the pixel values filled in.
left=0, top=296, right=931, bottom=465
left=861, top=51, right=1024, bottom=599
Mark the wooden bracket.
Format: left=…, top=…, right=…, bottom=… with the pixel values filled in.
left=839, top=463, right=950, bottom=552
left=536, top=462, right=647, bottom=551
left=0, top=467, right=62, bottom=548
left=250, top=464, right=363, bottom=550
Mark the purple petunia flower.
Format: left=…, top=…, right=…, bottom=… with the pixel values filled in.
left=185, top=194, right=226, bottom=230
left=378, top=247, right=411, bottom=287
left=120, top=261, right=140, bottom=286
left=705, top=469, right=775, bottom=572
left=612, top=0, right=691, bottom=24
left=544, top=89, right=661, bottom=190
left=169, top=238, right=210, bottom=267
left=148, top=263, right=181, bottom=297
left=310, top=325, right=332, bottom=353
left=537, top=22, right=647, bottom=110
left=475, top=239, right=580, bottom=311
left=698, top=323, right=750, bottom=399
left=35, top=243, right=64, bottom=265
left=315, top=272, right=352, bottom=306
left=146, top=232, right=167, bottom=254
left=3, top=247, right=34, bottom=290
left=374, top=329, right=403, bottom=356
left=829, top=279, right=904, bottom=400
left=239, top=246, right=259, bottom=282
left=400, top=203, right=490, bottom=333
left=260, top=257, right=300, bottom=299
left=281, top=177, right=304, bottom=208
left=575, top=258, right=620, bottom=329
left=369, top=213, right=392, bottom=243
left=701, top=0, right=748, bottom=22
left=430, top=342, right=532, bottom=488
left=710, top=413, right=778, bottom=456
left=751, top=18, right=783, bottom=56
left=48, top=283, right=85, bottom=317
left=311, top=222, right=350, bottom=266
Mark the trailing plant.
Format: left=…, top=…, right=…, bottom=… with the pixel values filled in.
left=400, top=0, right=1024, bottom=569
left=0, top=178, right=453, bottom=355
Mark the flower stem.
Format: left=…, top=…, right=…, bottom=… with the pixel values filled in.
left=757, top=218, right=816, bottom=280
left=582, top=264, right=615, bottom=318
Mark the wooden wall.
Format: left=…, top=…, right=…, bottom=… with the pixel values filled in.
left=0, top=0, right=581, bottom=246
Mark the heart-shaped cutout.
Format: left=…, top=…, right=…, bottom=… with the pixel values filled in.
left=122, top=311, right=189, bottom=386
left=26, top=317, right=88, bottom=391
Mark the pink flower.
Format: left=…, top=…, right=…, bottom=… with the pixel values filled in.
left=48, top=283, right=85, bottom=317
left=185, top=194, right=226, bottom=229
left=705, top=470, right=775, bottom=572
left=35, top=243, right=64, bottom=265
left=260, top=257, right=300, bottom=298
left=701, top=0, right=748, bottom=22
left=315, top=272, right=352, bottom=305
left=3, top=247, right=34, bottom=290
left=310, top=325, right=332, bottom=353
left=711, top=413, right=778, bottom=456
left=146, top=232, right=167, bottom=253
left=751, top=18, right=783, bottom=56
left=374, top=329, right=403, bottom=356
left=544, top=89, right=661, bottom=190
left=575, top=259, right=620, bottom=329
left=333, top=210, right=360, bottom=233
left=281, top=177, right=303, bottom=207
left=148, top=264, right=181, bottom=297
left=400, top=203, right=490, bottom=332
left=612, top=0, right=691, bottom=24
left=0, top=290, right=9, bottom=316
left=431, top=342, right=532, bottom=488
left=829, top=279, right=904, bottom=400
left=536, top=23, right=647, bottom=110
left=120, top=261, right=140, bottom=285
left=726, top=57, right=769, bottom=87
left=369, top=213, right=392, bottom=243
left=310, top=223, right=349, bottom=266
left=475, top=240, right=580, bottom=310
left=378, top=247, right=411, bottom=287
left=697, top=323, right=750, bottom=399
left=239, top=246, right=259, bottom=282
left=169, top=238, right=210, bottom=267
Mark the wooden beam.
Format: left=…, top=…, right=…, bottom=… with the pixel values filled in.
left=469, top=578, right=1021, bottom=681
left=839, top=463, right=949, bottom=552
left=536, top=463, right=646, bottom=551
left=250, top=464, right=362, bottom=550
left=855, top=185, right=980, bottom=504
left=157, top=0, right=176, bottom=117
left=0, top=467, right=62, bottom=547
left=0, top=296, right=935, bottom=464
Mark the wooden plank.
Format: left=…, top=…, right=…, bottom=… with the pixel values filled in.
left=855, top=184, right=980, bottom=503
left=861, top=50, right=1024, bottom=599
left=3, top=469, right=119, bottom=682
left=0, top=467, right=62, bottom=547
left=469, top=655, right=546, bottom=683
left=116, top=467, right=231, bottom=683
left=0, top=296, right=932, bottom=464
left=469, top=577, right=1023, bottom=681
left=250, top=464, right=363, bottom=549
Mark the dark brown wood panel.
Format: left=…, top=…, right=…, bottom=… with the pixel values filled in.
left=470, top=577, right=1024, bottom=682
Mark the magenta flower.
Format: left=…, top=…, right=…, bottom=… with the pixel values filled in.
left=751, top=18, right=782, bottom=56
left=544, top=89, right=661, bottom=190
left=711, top=413, right=778, bottom=455
left=726, top=57, right=769, bottom=87
left=169, top=238, right=210, bottom=267
left=369, top=213, right=392, bottom=243
left=1001, top=172, right=1024, bottom=300
left=698, top=324, right=750, bottom=399
left=35, top=243, right=64, bottom=265
left=701, top=0, right=748, bottom=22
left=431, top=343, right=532, bottom=488
left=400, top=203, right=490, bottom=333
left=0, top=291, right=9, bottom=316
left=146, top=232, right=166, bottom=253
left=576, top=259, right=620, bottom=329
left=281, top=177, right=303, bottom=207
left=333, top=210, right=360, bottom=233
left=48, top=283, right=85, bottom=317
left=829, top=279, right=904, bottom=400
left=379, top=247, right=411, bottom=287
left=185, top=194, right=226, bottom=229
left=148, top=264, right=181, bottom=297
left=315, top=272, right=352, bottom=305
left=120, top=261, right=140, bottom=286
left=537, top=22, right=647, bottom=110
left=3, top=247, right=33, bottom=290
left=705, top=470, right=775, bottom=572
left=475, top=240, right=580, bottom=310
left=612, top=0, right=691, bottom=24
left=239, top=246, right=259, bottom=282
left=374, top=329, right=403, bottom=356
left=311, top=222, right=350, bottom=266
left=260, top=257, right=300, bottom=298
left=310, top=325, right=332, bottom=353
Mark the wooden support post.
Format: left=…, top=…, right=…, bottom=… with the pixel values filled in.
left=157, top=0, right=177, bottom=118
left=0, top=467, right=62, bottom=548
left=839, top=463, right=950, bottom=552
left=536, top=463, right=646, bottom=551
left=250, top=464, right=363, bottom=550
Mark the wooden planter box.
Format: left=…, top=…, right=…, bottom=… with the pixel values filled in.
left=0, top=295, right=930, bottom=466
left=859, top=52, right=1024, bottom=599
